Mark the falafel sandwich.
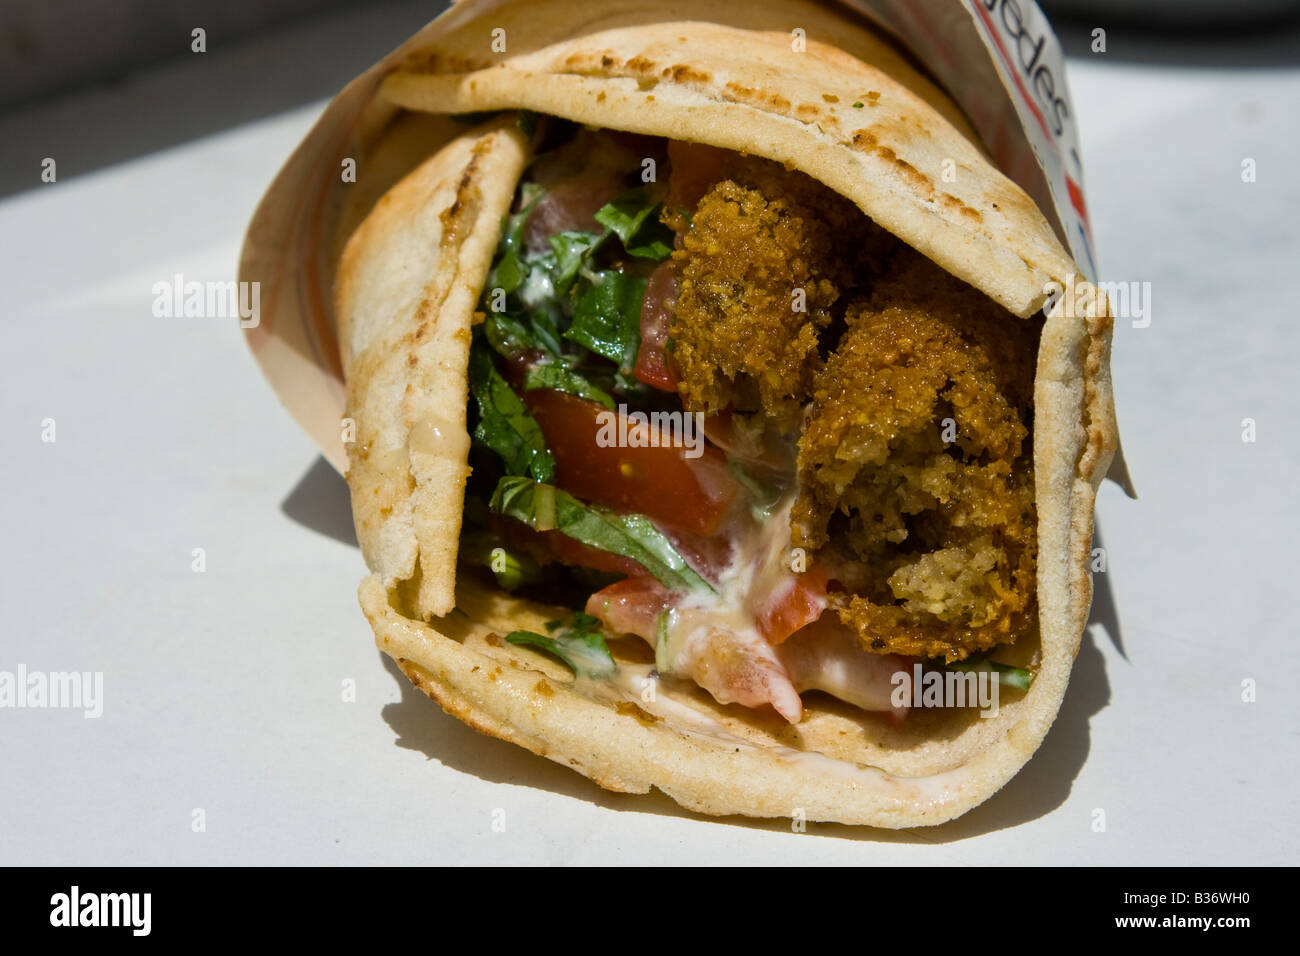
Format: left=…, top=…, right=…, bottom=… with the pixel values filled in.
left=332, top=0, right=1118, bottom=827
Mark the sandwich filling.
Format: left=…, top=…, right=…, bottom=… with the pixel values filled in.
left=460, top=116, right=1039, bottom=723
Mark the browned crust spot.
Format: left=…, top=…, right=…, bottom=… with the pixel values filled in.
left=439, top=140, right=489, bottom=233
left=1079, top=304, right=1116, bottom=483
left=721, top=80, right=792, bottom=112
left=939, top=192, right=984, bottom=223
left=845, top=131, right=941, bottom=202
left=398, top=49, right=492, bottom=74
left=394, top=139, right=495, bottom=362
left=852, top=128, right=879, bottom=151
left=661, top=63, right=711, bottom=83
left=894, top=158, right=931, bottom=197
left=878, top=148, right=932, bottom=200
left=615, top=700, right=663, bottom=726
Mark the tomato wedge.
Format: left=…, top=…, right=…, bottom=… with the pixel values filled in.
left=752, top=563, right=831, bottom=645
left=633, top=262, right=679, bottom=392
left=525, top=389, right=738, bottom=535
left=666, top=140, right=733, bottom=211
left=586, top=575, right=672, bottom=641
left=588, top=561, right=830, bottom=649
left=523, top=181, right=621, bottom=254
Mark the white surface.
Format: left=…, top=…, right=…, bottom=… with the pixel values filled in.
left=2, top=40, right=1297, bottom=865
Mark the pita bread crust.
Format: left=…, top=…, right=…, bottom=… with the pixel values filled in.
left=380, top=6, right=1075, bottom=317
left=337, top=117, right=530, bottom=618
left=337, top=3, right=1119, bottom=826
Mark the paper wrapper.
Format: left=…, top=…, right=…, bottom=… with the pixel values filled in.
left=238, top=0, right=1133, bottom=492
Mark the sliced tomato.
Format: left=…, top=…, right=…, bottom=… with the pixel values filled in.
left=525, top=389, right=738, bottom=536
left=523, top=130, right=642, bottom=253
left=498, top=347, right=545, bottom=389
left=752, top=563, right=831, bottom=645
left=666, top=140, right=733, bottom=211
left=523, top=180, right=622, bottom=253
left=605, top=130, right=665, bottom=158
left=586, top=575, right=672, bottom=641
left=587, top=561, right=830, bottom=647
left=633, top=262, right=679, bottom=392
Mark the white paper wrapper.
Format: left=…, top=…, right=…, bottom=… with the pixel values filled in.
left=238, top=0, right=1132, bottom=491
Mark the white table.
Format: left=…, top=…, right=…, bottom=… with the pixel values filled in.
left=2, top=13, right=1296, bottom=865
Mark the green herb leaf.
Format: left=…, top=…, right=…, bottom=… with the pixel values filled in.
left=625, top=232, right=673, bottom=261
left=517, top=181, right=546, bottom=216
left=460, top=531, right=543, bottom=591
left=506, top=619, right=616, bottom=679
left=548, top=231, right=604, bottom=295
left=491, top=246, right=524, bottom=294
left=594, top=192, right=675, bottom=261
left=487, top=182, right=545, bottom=297
left=523, top=363, right=616, bottom=410
left=483, top=312, right=536, bottom=357
left=946, top=657, right=1035, bottom=691
left=468, top=346, right=556, bottom=483
left=484, top=312, right=615, bottom=410
left=489, top=476, right=713, bottom=593
left=527, top=307, right=566, bottom=356
left=564, top=270, right=646, bottom=375
left=653, top=608, right=674, bottom=673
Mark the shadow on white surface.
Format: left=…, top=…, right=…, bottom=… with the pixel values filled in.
left=281, top=455, right=357, bottom=547
left=0, top=0, right=448, bottom=199
left=1087, top=522, right=1125, bottom=660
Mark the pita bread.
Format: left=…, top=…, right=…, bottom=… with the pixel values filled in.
left=337, top=117, right=530, bottom=618
left=336, top=0, right=1117, bottom=827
